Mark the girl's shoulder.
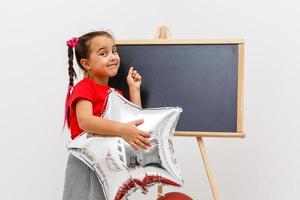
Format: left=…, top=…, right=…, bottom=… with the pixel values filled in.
left=68, top=78, right=98, bottom=109
left=74, top=77, right=93, bottom=87
left=72, top=77, right=102, bottom=91
left=70, top=78, right=97, bottom=98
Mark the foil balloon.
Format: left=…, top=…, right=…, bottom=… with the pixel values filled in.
left=67, top=88, right=183, bottom=200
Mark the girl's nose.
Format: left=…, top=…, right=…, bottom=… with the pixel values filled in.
left=109, top=54, right=117, bottom=61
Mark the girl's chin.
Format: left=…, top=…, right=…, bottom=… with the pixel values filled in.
left=108, top=70, right=119, bottom=77
left=109, top=73, right=118, bottom=78
left=108, top=66, right=119, bottom=73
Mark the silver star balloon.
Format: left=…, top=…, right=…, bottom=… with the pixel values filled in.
left=67, top=88, right=183, bottom=200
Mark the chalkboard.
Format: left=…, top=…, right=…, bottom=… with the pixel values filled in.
left=109, top=40, right=244, bottom=135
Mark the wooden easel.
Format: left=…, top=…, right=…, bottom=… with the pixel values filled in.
left=154, top=26, right=245, bottom=200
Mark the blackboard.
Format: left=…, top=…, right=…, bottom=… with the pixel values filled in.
left=109, top=40, right=244, bottom=135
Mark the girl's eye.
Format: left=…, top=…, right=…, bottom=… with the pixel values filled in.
left=99, top=52, right=107, bottom=56
left=113, top=49, right=118, bottom=54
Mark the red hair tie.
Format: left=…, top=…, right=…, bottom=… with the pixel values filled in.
left=66, top=37, right=79, bottom=48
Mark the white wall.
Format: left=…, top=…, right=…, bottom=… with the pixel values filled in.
left=1, top=0, right=299, bottom=199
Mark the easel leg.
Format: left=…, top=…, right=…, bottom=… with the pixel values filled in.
left=157, top=184, right=163, bottom=199
left=197, top=137, right=221, bottom=200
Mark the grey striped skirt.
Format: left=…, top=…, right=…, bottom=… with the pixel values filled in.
left=62, top=154, right=106, bottom=200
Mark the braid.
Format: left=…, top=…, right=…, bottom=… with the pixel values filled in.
left=68, top=46, right=77, bottom=87
left=64, top=46, right=77, bottom=129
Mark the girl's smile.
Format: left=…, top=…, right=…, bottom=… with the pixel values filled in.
left=107, top=62, right=119, bottom=68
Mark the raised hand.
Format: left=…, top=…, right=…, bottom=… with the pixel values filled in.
left=126, top=66, right=142, bottom=89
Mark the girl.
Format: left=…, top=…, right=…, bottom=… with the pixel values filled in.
left=62, top=30, right=151, bottom=200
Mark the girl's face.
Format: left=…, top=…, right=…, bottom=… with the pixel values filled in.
left=82, top=35, right=120, bottom=80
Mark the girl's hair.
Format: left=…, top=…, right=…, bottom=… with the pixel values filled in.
left=63, top=30, right=115, bottom=130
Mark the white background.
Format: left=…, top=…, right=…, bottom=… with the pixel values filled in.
left=0, top=0, right=299, bottom=199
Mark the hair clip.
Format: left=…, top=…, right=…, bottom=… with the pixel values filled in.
left=66, top=37, right=79, bottom=48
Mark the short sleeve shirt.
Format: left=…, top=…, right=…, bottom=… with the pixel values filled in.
left=68, top=77, right=123, bottom=139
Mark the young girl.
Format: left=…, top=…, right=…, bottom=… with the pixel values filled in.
left=62, top=30, right=151, bottom=200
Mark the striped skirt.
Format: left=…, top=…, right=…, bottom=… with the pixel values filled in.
left=62, top=154, right=106, bottom=200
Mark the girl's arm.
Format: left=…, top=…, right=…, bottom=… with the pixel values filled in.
left=127, top=66, right=142, bottom=107
left=76, top=99, right=151, bottom=150
left=129, top=87, right=141, bottom=107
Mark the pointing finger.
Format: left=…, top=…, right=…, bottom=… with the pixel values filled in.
left=129, top=66, right=134, bottom=74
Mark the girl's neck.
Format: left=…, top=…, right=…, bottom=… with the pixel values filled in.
left=87, top=74, right=109, bottom=86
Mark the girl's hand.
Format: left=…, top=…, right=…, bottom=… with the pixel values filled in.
left=120, top=119, right=151, bottom=151
left=127, top=66, right=142, bottom=89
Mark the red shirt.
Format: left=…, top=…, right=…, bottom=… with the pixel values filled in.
left=68, top=77, right=123, bottom=139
